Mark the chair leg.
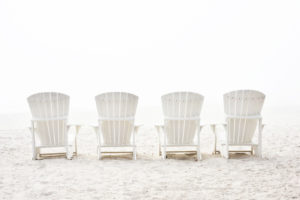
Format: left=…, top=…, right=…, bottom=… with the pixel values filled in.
left=220, top=144, right=224, bottom=157
left=225, top=152, right=229, bottom=159
left=197, top=146, right=202, bottom=161
left=32, top=147, right=37, bottom=160
left=162, top=148, right=166, bottom=160
left=258, top=118, right=263, bottom=158
left=36, top=147, right=41, bottom=159
left=225, top=144, right=229, bottom=159
left=220, top=144, right=229, bottom=159
left=97, top=146, right=102, bottom=160
left=133, top=146, right=137, bottom=160
left=253, top=145, right=262, bottom=158
left=74, top=139, right=78, bottom=156
left=66, top=146, right=73, bottom=160
left=159, top=144, right=162, bottom=156
left=257, top=144, right=262, bottom=158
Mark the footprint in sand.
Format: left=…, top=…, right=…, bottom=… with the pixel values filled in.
left=41, top=191, right=54, bottom=196
left=38, top=163, right=46, bottom=169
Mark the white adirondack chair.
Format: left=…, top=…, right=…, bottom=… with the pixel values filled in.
left=211, top=90, right=265, bottom=158
left=94, top=92, right=140, bottom=160
left=155, top=92, right=204, bottom=161
left=27, top=92, right=81, bottom=160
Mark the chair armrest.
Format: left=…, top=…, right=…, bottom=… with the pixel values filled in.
left=155, top=125, right=164, bottom=137
left=134, top=125, right=143, bottom=133
left=67, top=124, right=83, bottom=135
left=155, top=125, right=164, bottom=133
left=262, top=124, right=266, bottom=131
left=90, top=125, right=99, bottom=134
left=199, top=124, right=209, bottom=132
left=210, top=123, right=226, bottom=134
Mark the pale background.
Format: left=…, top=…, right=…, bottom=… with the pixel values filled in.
left=0, top=0, right=299, bottom=114
left=0, top=2, right=300, bottom=199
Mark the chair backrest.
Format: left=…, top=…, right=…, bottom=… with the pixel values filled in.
left=95, top=92, right=138, bottom=146
left=161, top=92, right=204, bottom=145
left=224, top=90, right=265, bottom=117
left=27, top=92, right=70, bottom=146
left=223, top=90, right=265, bottom=144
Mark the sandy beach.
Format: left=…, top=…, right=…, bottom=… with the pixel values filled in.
left=1, top=0, right=300, bottom=199
left=0, top=106, right=299, bottom=199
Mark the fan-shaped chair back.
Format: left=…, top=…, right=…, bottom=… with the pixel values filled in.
left=223, top=90, right=265, bottom=144
left=27, top=92, right=70, bottom=146
left=95, top=92, right=138, bottom=146
left=161, top=92, right=204, bottom=145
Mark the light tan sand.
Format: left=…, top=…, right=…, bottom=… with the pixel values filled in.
left=0, top=106, right=299, bottom=199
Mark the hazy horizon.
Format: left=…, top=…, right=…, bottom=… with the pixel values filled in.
left=0, top=0, right=299, bottom=113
